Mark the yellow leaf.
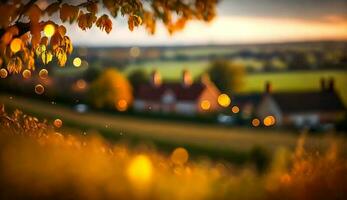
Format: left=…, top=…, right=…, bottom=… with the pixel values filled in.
left=41, top=51, right=53, bottom=64
left=7, top=57, right=22, bottom=74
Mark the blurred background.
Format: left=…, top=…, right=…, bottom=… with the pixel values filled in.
left=1, top=0, right=347, bottom=163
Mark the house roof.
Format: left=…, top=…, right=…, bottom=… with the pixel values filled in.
left=271, top=91, right=345, bottom=114
left=136, top=83, right=206, bottom=101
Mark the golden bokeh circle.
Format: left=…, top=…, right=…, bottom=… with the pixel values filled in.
left=73, top=57, right=82, bottom=67
left=231, top=105, right=240, bottom=114
left=252, top=118, right=260, bottom=127
left=34, top=84, right=45, bottom=95
left=218, top=94, right=231, bottom=107
left=10, top=38, right=22, bottom=53
left=53, top=119, right=63, bottom=128
left=22, top=69, right=31, bottom=79
left=200, top=100, right=211, bottom=111
left=171, top=147, right=189, bottom=165
left=264, top=116, right=276, bottom=126
left=39, top=69, right=49, bottom=79
left=0, top=68, right=8, bottom=78
left=44, top=24, right=55, bottom=37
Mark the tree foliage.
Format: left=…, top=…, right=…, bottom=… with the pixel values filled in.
left=127, top=69, right=148, bottom=91
left=207, top=59, right=245, bottom=93
left=88, top=68, right=132, bottom=111
left=0, top=0, right=217, bottom=77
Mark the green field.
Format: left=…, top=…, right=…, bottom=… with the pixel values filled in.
left=124, top=62, right=347, bottom=105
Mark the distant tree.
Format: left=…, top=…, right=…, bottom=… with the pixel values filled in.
left=127, top=69, right=148, bottom=91
left=206, top=60, right=245, bottom=93
left=88, top=68, right=132, bottom=111
left=0, top=0, right=217, bottom=77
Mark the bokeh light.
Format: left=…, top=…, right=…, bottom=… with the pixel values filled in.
left=22, top=69, right=31, bottom=79
left=44, top=24, right=55, bottom=37
left=116, top=99, right=128, bottom=111
left=39, top=69, right=49, bottom=79
left=0, top=68, right=8, bottom=78
left=171, top=147, right=189, bottom=165
left=34, top=84, right=45, bottom=95
left=53, top=119, right=63, bottom=128
left=127, top=155, right=152, bottom=184
left=264, top=116, right=276, bottom=126
left=10, top=38, right=22, bottom=53
left=76, top=79, right=87, bottom=90
left=252, top=118, right=260, bottom=127
left=200, top=100, right=211, bottom=111
left=231, top=106, right=240, bottom=114
left=73, top=57, right=82, bottom=67
left=218, top=94, right=231, bottom=107
left=129, top=47, right=141, bottom=58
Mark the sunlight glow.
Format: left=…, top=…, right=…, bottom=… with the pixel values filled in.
left=116, top=99, right=128, bottom=111
left=127, top=155, right=153, bottom=184
left=53, top=119, right=63, bottom=128
left=252, top=118, right=260, bottom=127
left=44, top=24, right=55, bottom=37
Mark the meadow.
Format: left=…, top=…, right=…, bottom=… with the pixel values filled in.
left=0, top=105, right=347, bottom=199
left=124, top=61, right=347, bottom=105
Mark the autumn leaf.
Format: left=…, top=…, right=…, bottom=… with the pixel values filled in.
left=45, top=2, right=60, bottom=16
left=41, top=51, right=53, bottom=65
left=96, top=15, right=112, bottom=34
left=78, top=12, right=97, bottom=30
left=86, top=2, right=98, bottom=14
left=25, top=4, right=42, bottom=23
left=60, top=4, right=79, bottom=23
left=7, top=57, right=23, bottom=74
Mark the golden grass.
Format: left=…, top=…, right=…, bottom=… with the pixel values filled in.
left=1, top=106, right=347, bottom=200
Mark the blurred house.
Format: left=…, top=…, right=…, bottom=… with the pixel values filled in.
left=255, top=79, right=346, bottom=128
left=133, top=70, right=221, bottom=115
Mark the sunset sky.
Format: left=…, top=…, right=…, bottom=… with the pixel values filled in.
left=66, top=0, right=347, bottom=46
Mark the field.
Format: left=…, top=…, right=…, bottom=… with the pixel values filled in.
left=1, top=96, right=347, bottom=200
left=1, top=94, right=342, bottom=162
left=124, top=61, right=347, bottom=105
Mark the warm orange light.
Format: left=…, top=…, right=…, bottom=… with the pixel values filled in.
left=22, top=69, right=31, bottom=79
left=0, top=68, right=8, bottom=78
left=200, top=100, right=211, bottom=111
left=10, top=38, right=22, bottom=53
left=44, top=24, right=55, bottom=37
left=39, top=69, right=49, bottom=79
left=116, top=99, right=128, bottom=111
left=252, top=118, right=260, bottom=127
left=264, top=116, right=276, bottom=126
left=171, top=147, right=189, bottom=165
left=53, top=119, right=63, bottom=128
left=76, top=79, right=87, bottom=90
left=218, top=94, right=231, bottom=107
left=73, top=57, right=82, bottom=67
left=127, top=155, right=152, bottom=184
left=34, top=84, right=45, bottom=95
left=231, top=106, right=240, bottom=114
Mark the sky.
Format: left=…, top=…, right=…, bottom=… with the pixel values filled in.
left=65, top=0, right=347, bottom=46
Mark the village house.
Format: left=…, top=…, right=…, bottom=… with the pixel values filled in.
left=133, top=70, right=221, bottom=115
left=254, top=79, right=346, bottom=128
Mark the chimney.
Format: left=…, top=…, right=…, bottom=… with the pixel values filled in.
left=265, top=81, right=272, bottom=93
left=320, top=78, right=326, bottom=91
left=182, top=69, right=192, bottom=87
left=151, top=70, right=161, bottom=87
left=328, top=77, right=335, bottom=92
